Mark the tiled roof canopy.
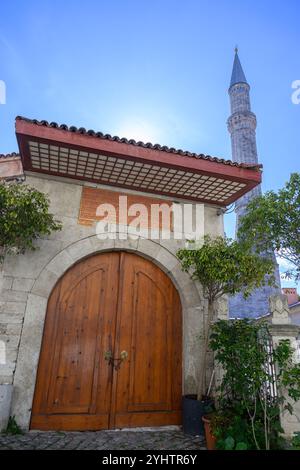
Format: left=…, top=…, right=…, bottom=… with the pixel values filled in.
left=16, top=116, right=262, bottom=206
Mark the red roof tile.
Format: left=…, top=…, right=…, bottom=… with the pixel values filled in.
left=15, top=116, right=262, bottom=171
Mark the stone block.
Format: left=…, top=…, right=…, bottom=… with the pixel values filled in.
left=1, top=290, right=28, bottom=302
left=66, top=238, right=94, bottom=262
left=0, top=363, right=16, bottom=376
left=0, top=384, right=13, bottom=431
left=0, top=314, right=24, bottom=324
left=169, top=263, right=192, bottom=290
left=158, top=237, right=186, bottom=255
left=90, top=235, right=115, bottom=252
left=137, top=238, right=161, bottom=259
left=31, top=269, right=58, bottom=298
left=2, top=277, right=13, bottom=290
left=6, top=324, right=23, bottom=336
left=0, top=302, right=26, bottom=315
left=114, top=236, right=139, bottom=251
left=155, top=247, right=179, bottom=273
left=0, top=335, right=20, bottom=348
left=280, top=401, right=300, bottom=437
left=46, top=250, right=74, bottom=277
left=270, top=294, right=291, bottom=325
left=0, top=376, right=13, bottom=385
left=23, top=295, right=47, bottom=327
left=12, top=278, right=35, bottom=293
left=0, top=324, right=7, bottom=335
left=5, top=347, right=19, bottom=362
left=180, top=283, right=201, bottom=309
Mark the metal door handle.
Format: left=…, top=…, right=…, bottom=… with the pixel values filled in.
left=104, top=350, right=128, bottom=370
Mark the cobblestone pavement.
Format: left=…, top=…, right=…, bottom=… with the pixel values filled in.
left=0, top=428, right=206, bottom=450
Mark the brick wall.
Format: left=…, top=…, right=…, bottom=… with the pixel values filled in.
left=78, top=186, right=174, bottom=231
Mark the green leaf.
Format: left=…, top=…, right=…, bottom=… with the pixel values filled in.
left=0, top=182, right=62, bottom=261
left=237, top=172, right=300, bottom=282
left=235, top=442, right=248, bottom=450
left=224, top=436, right=235, bottom=450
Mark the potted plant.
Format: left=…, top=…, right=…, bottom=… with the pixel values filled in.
left=202, top=410, right=250, bottom=450
left=202, top=414, right=217, bottom=450
left=177, top=235, right=276, bottom=436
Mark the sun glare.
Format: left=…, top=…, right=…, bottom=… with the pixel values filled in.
left=116, top=120, right=161, bottom=144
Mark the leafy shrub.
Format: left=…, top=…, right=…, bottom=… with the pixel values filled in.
left=3, top=416, right=23, bottom=435
left=210, top=319, right=300, bottom=450
left=291, top=432, right=300, bottom=450
left=0, top=182, right=61, bottom=261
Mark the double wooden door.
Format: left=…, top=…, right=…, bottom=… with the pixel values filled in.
left=31, top=252, right=182, bottom=430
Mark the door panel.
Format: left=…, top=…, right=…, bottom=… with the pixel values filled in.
left=31, top=253, right=119, bottom=430
left=46, top=270, right=105, bottom=414
left=112, top=253, right=182, bottom=427
left=31, top=251, right=182, bottom=431
left=128, top=271, right=171, bottom=411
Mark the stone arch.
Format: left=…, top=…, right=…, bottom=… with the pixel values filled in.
left=11, top=233, right=203, bottom=429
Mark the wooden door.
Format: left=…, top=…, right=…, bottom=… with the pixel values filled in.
left=31, top=252, right=182, bottom=431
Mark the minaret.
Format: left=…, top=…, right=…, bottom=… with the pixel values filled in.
left=228, top=49, right=261, bottom=228
left=227, top=49, right=281, bottom=318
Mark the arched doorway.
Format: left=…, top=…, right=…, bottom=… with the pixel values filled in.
left=30, top=251, right=182, bottom=430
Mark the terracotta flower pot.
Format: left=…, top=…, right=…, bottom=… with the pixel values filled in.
left=202, top=415, right=216, bottom=450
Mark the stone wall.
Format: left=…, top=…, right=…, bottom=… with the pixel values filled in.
left=269, top=295, right=300, bottom=437
left=0, top=172, right=225, bottom=429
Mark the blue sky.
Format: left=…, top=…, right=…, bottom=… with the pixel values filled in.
left=0, top=0, right=299, bottom=286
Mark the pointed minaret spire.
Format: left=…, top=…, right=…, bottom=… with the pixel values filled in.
left=228, top=49, right=254, bottom=162
left=230, top=48, right=248, bottom=88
